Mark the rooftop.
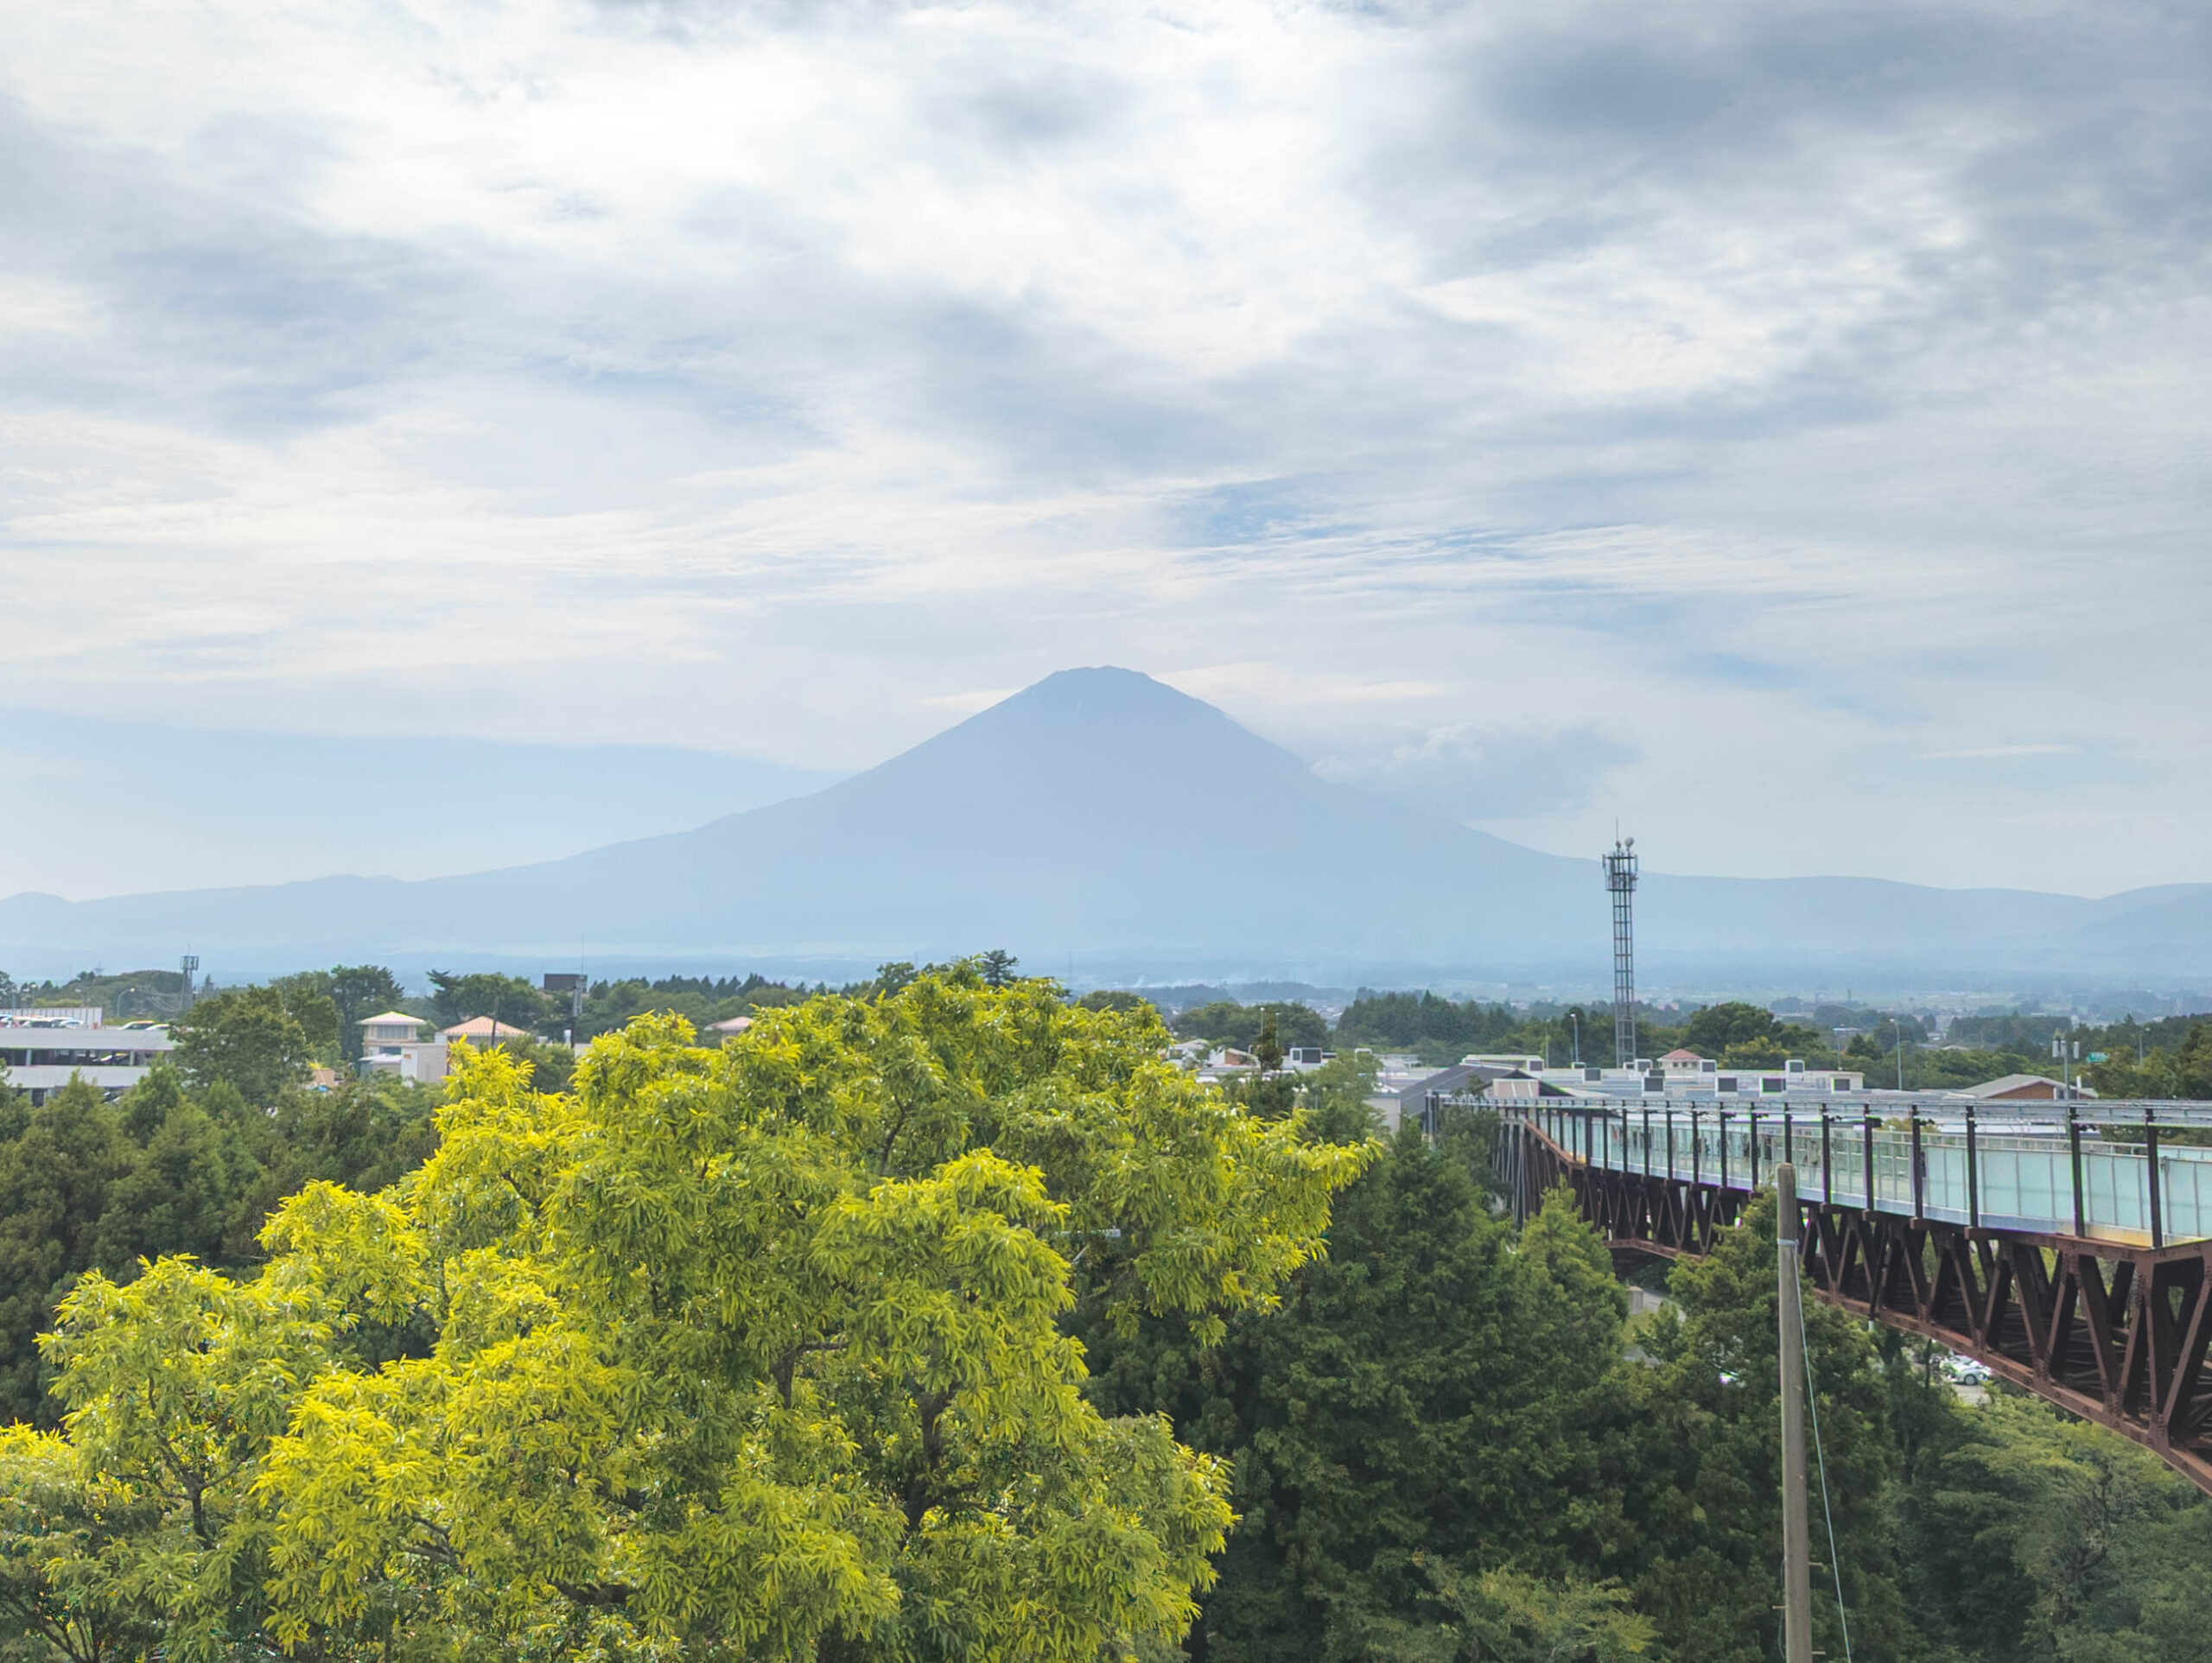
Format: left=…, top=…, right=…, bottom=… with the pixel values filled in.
left=438, top=1016, right=537, bottom=1041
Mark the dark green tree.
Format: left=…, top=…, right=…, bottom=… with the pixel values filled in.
left=1077, top=989, right=1150, bottom=1015
left=321, top=965, right=407, bottom=1061
left=0, top=1080, right=130, bottom=1423
left=1897, top=1388, right=2212, bottom=1660
left=262, top=972, right=345, bottom=1063
left=1174, top=1000, right=1329, bottom=1053
left=1085, top=1137, right=1643, bottom=1662
left=425, top=969, right=550, bottom=1033
left=1681, top=1002, right=1783, bottom=1057
left=171, top=987, right=316, bottom=1105
left=0, top=1064, right=442, bottom=1426
left=2088, top=1021, right=2212, bottom=1101
left=1618, top=1190, right=1910, bottom=1662
left=1252, top=1009, right=1285, bottom=1073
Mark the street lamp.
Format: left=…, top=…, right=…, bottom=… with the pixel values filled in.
left=2050, top=1030, right=2082, bottom=1099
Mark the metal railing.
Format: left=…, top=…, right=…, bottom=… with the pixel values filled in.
left=1516, top=1099, right=2212, bottom=1249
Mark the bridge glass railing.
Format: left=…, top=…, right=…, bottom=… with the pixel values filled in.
left=1521, top=1102, right=2212, bottom=1248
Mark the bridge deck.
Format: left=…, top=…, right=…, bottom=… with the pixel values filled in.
left=1498, top=1104, right=2212, bottom=1494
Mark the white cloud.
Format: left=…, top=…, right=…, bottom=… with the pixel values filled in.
left=1, top=0, right=2209, bottom=893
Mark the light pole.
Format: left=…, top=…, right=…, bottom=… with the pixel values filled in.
left=2044, top=1035, right=2079, bottom=1096
left=1569, top=1010, right=1581, bottom=1066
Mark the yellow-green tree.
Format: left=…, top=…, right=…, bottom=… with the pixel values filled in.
left=12, top=970, right=1370, bottom=1661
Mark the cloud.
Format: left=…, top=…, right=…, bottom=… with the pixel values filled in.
left=1312, top=723, right=1641, bottom=822
left=0, top=0, right=2209, bottom=895
left=1917, top=744, right=2076, bottom=761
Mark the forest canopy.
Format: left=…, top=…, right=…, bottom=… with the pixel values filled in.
left=3, top=971, right=1370, bottom=1660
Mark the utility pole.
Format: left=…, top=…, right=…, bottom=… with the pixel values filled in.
left=1777, top=1162, right=1815, bottom=1663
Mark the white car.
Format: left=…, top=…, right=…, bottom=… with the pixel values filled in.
left=1947, top=1355, right=1991, bottom=1386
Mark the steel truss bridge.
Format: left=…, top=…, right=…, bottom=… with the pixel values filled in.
left=1493, top=1099, right=2212, bottom=1493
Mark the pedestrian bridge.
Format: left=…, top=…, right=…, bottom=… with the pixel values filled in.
left=1494, top=1100, right=2212, bottom=1492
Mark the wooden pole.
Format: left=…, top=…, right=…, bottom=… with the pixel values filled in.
left=1777, top=1162, right=1815, bottom=1663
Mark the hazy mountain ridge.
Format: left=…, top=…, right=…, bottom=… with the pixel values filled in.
left=2, top=668, right=2206, bottom=987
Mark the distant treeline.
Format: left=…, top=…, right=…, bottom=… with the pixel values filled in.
left=1094, top=985, right=2212, bottom=1097
left=14, top=959, right=2212, bottom=1099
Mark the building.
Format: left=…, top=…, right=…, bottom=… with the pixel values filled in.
left=359, top=1011, right=428, bottom=1050
left=1522, top=1057, right=1867, bottom=1102
left=438, top=1016, right=539, bottom=1046
left=357, top=1012, right=448, bottom=1084
left=0, top=1009, right=175, bottom=1105
left=1957, top=1073, right=2092, bottom=1102
left=1390, top=1060, right=1578, bottom=1134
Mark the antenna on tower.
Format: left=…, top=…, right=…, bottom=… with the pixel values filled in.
left=179, top=954, right=200, bottom=1012
left=1601, top=837, right=1638, bottom=1066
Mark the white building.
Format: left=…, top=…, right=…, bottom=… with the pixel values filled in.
left=0, top=1010, right=175, bottom=1105
left=357, top=1012, right=448, bottom=1084
left=1550, top=1057, right=1866, bottom=1100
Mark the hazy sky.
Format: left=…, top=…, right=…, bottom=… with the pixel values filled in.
left=4, top=0, right=2208, bottom=900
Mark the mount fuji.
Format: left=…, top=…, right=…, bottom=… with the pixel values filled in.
left=1, top=668, right=2205, bottom=989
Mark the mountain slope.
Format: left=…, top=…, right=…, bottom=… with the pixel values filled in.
left=1, top=668, right=2204, bottom=984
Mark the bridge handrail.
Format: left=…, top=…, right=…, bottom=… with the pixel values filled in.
left=1501, top=1099, right=2212, bottom=1249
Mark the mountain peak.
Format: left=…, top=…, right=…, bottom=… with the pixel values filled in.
left=917, top=666, right=1292, bottom=776
left=1001, top=666, right=1205, bottom=714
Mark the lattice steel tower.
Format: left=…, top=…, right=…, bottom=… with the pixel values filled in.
left=1601, top=838, right=1638, bottom=1065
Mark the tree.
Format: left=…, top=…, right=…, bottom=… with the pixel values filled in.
left=312, top=966, right=407, bottom=1062
left=1897, top=1391, right=2212, bottom=1660
left=1086, top=1135, right=1642, bottom=1663
left=1173, top=1001, right=1329, bottom=1054
left=170, top=987, right=317, bottom=1105
left=17, top=973, right=1371, bottom=1659
left=1251, top=1010, right=1284, bottom=1073
left=975, top=949, right=1019, bottom=988
left=1681, top=1002, right=1782, bottom=1057
left=0, top=1079, right=131, bottom=1427
left=2088, top=1022, right=2212, bottom=1101
left=0, top=1425, right=161, bottom=1659
left=0, top=1063, right=443, bottom=1429
left=1077, top=990, right=1150, bottom=1015
left=1618, top=1190, right=1911, bottom=1663
left=425, top=969, right=549, bottom=1034
left=263, top=974, right=346, bottom=1063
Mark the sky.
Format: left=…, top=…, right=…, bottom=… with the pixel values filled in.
left=3, top=0, right=2208, bottom=901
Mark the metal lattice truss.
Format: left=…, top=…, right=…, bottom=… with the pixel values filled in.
left=1502, top=1116, right=2212, bottom=1494
left=1601, top=841, right=1637, bottom=1067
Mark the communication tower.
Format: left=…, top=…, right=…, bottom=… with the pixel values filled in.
left=1600, top=838, right=1638, bottom=1066
left=179, top=954, right=200, bottom=1011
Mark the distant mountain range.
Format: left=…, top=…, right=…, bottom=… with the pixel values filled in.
left=3, top=668, right=2208, bottom=991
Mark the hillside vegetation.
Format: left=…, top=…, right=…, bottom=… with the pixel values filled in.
left=3, top=968, right=2211, bottom=1659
